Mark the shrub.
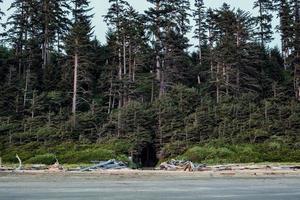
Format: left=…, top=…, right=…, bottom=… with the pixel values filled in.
left=26, top=154, right=57, bottom=165
left=58, top=148, right=116, bottom=164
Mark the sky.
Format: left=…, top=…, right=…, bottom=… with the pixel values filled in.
left=0, top=0, right=280, bottom=49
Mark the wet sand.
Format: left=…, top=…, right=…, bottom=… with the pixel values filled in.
left=0, top=172, right=300, bottom=200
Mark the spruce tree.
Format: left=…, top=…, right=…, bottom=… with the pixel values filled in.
left=193, top=0, right=206, bottom=68
left=65, top=0, right=94, bottom=128
left=253, top=0, right=274, bottom=46
left=292, top=0, right=300, bottom=100
left=146, top=0, right=191, bottom=96
left=275, top=0, right=293, bottom=69
left=145, top=0, right=168, bottom=98
left=163, top=0, right=191, bottom=84
left=104, top=0, right=131, bottom=136
left=38, top=0, right=70, bottom=70
left=5, top=0, right=41, bottom=112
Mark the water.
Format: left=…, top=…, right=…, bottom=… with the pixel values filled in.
left=0, top=174, right=300, bottom=200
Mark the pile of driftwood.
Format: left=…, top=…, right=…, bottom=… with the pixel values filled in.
left=159, top=159, right=206, bottom=172
left=80, top=159, right=128, bottom=172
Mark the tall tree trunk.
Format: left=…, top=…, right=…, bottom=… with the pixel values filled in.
left=31, top=91, right=35, bottom=118
left=155, top=1, right=164, bottom=98
left=108, top=71, right=113, bottom=114
left=72, top=39, right=79, bottom=128
left=133, top=57, right=136, bottom=82
left=216, top=63, right=220, bottom=103
left=123, top=37, right=126, bottom=75
left=159, top=60, right=165, bottom=98
left=259, top=1, right=264, bottom=47
left=129, top=41, right=132, bottom=80
left=23, top=68, right=30, bottom=108
left=42, top=0, right=49, bottom=70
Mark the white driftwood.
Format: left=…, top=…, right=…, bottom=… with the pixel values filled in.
left=16, top=154, right=22, bottom=170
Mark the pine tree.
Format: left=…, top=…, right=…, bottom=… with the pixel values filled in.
left=145, top=0, right=168, bottom=98
left=253, top=0, right=274, bottom=46
left=38, top=0, right=70, bottom=71
left=193, top=0, right=207, bottom=84
left=65, top=0, right=94, bottom=128
left=193, top=0, right=206, bottom=61
left=163, top=0, right=191, bottom=84
left=146, top=0, right=191, bottom=97
left=292, top=0, right=300, bottom=100
left=104, top=0, right=132, bottom=137
left=5, top=0, right=41, bottom=113
left=275, top=0, right=293, bottom=69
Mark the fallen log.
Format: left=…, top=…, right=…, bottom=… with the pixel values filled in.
left=80, top=159, right=128, bottom=172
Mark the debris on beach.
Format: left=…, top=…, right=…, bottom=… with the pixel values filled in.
left=80, top=159, right=128, bottom=172
left=15, top=154, right=23, bottom=171
left=30, top=164, right=48, bottom=170
left=159, top=159, right=206, bottom=172
left=48, top=160, right=64, bottom=172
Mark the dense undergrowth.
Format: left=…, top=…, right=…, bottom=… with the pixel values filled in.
left=2, top=138, right=300, bottom=165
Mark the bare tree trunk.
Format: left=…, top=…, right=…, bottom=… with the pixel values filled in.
left=42, top=0, right=49, bottom=70
left=197, top=75, right=201, bottom=84
left=259, top=1, right=264, bottom=47
left=158, top=107, right=162, bottom=146
left=216, top=63, right=220, bottom=103
left=108, top=71, right=113, bottom=114
left=117, top=101, right=121, bottom=137
left=133, top=57, right=136, bottom=82
left=31, top=91, right=35, bottom=118
left=123, top=37, right=126, bottom=75
left=23, top=69, right=30, bottom=108
left=159, top=60, right=165, bottom=98
left=72, top=40, right=79, bottom=128
left=129, top=41, right=132, bottom=80
left=15, top=94, right=19, bottom=113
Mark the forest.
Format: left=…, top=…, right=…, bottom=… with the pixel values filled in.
left=1, top=0, right=300, bottom=167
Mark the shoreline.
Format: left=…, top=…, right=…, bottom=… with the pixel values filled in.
left=1, top=165, right=300, bottom=178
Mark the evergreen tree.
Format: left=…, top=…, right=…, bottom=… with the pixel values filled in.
left=5, top=0, right=41, bottom=113
left=38, top=0, right=70, bottom=71
left=163, top=0, right=191, bottom=84
left=291, top=0, right=300, bottom=100
left=253, top=0, right=274, bottom=46
left=193, top=0, right=207, bottom=84
left=145, top=0, right=169, bottom=98
left=65, top=0, right=94, bottom=128
left=193, top=0, right=206, bottom=62
left=275, top=0, right=293, bottom=69
left=146, top=0, right=191, bottom=97
left=104, top=0, right=132, bottom=136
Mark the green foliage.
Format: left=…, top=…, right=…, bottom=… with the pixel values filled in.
left=1, top=0, right=300, bottom=166
left=26, top=154, right=57, bottom=165
left=58, top=148, right=115, bottom=164
left=181, top=142, right=300, bottom=164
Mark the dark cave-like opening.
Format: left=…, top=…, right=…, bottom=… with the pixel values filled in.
left=140, top=143, right=158, bottom=168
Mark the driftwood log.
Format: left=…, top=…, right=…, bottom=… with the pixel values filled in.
left=16, top=154, right=22, bottom=170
